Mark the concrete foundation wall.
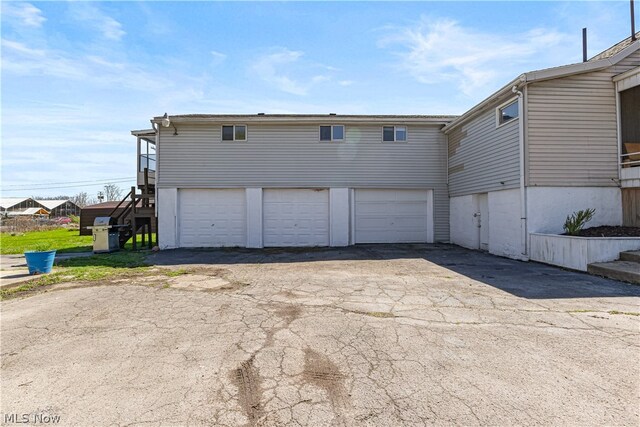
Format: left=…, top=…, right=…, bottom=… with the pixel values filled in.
left=450, top=195, right=479, bottom=250
left=527, top=187, right=622, bottom=234
left=488, top=188, right=524, bottom=260
left=329, top=188, right=350, bottom=247
left=157, top=188, right=178, bottom=250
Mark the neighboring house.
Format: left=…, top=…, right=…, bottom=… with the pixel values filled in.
left=80, top=201, right=156, bottom=236
left=0, top=198, right=47, bottom=215
left=36, top=200, right=81, bottom=218
left=444, top=32, right=639, bottom=259
left=131, top=33, right=639, bottom=258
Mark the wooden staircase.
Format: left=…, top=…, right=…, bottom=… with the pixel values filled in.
left=108, top=172, right=157, bottom=250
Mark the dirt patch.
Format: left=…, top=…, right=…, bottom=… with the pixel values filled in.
left=303, top=349, right=347, bottom=421
left=565, top=226, right=640, bottom=237
left=231, top=355, right=263, bottom=426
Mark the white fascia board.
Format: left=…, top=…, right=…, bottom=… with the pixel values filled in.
left=152, top=116, right=456, bottom=126
left=613, top=65, right=640, bottom=82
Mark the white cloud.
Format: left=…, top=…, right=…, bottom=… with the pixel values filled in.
left=2, top=2, right=46, bottom=28
left=379, top=16, right=573, bottom=96
left=211, top=50, right=227, bottom=65
left=1, top=39, right=173, bottom=91
left=251, top=48, right=338, bottom=96
left=68, top=3, right=125, bottom=41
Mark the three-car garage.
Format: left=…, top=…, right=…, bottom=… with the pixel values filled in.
left=170, top=188, right=433, bottom=248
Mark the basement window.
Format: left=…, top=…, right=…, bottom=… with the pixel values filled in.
left=497, top=99, right=519, bottom=126
left=222, top=125, right=247, bottom=141
left=319, top=125, right=344, bottom=142
left=383, top=126, right=407, bottom=142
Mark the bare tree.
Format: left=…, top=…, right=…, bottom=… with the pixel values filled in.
left=103, top=184, right=124, bottom=201
left=71, top=192, right=90, bottom=207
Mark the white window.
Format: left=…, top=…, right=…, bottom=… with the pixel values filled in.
left=382, top=126, right=407, bottom=142
left=497, top=99, right=519, bottom=126
left=319, top=125, right=344, bottom=142
left=222, top=125, right=247, bottom=141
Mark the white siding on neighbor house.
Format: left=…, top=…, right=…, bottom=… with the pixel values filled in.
left=526, top=50, right=640, bottom=186
left=447, top=105, right=520, bottom=197
left=158, top=123, right=450, bottom=242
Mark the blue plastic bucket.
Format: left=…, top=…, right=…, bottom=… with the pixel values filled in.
left=24, top=250, right=57, bottom=275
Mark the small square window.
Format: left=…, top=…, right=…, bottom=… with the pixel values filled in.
left=319, top=125, right=344, bottom=142
left=222, top=125, right=234, bottom=141
left=332, top=125, right=344, bottom=141
left=222, top=125, right=247, bottom=141
left=235, top=125, right=246, bottom=141
left=383, top=126, right=407, bottom=142
left=320, top=126, right=332, bottom=141
left=498, top=100, right=519, bottom=125
left=383, top=126, right=395, bottom=142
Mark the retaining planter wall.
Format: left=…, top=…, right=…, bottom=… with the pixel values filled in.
left=529, top=233, right=640, bottom=271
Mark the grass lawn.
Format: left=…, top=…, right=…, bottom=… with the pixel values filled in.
left=0, top=251, right=151, bottom=300
left=0, top=228, right=92, bottom=254
left=0, top=228, right=156, bottom=255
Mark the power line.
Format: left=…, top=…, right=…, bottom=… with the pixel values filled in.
left=2, top=177, right=136, bottom=188
left=1, top=179, right=135, bottom=192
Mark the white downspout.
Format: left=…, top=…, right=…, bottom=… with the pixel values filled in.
left=512, top=85, right=528, bottom=259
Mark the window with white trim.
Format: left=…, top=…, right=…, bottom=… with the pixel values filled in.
left=319, top=125, right=344, bottom=142
left=222, top=125, right=247, bottom=141
left=498, top=100, right=519, bottom=125
left=383, top=126, right=407, bottom=142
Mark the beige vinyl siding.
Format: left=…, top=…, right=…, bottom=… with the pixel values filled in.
left=526, top=50, right=640, bottom=186
left=448, top=106, right=520, bottom=197
left=158, top=123, right=450, bottom=241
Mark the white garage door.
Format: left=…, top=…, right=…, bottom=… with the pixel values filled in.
left=179, top=189, right=246, bottom=247
left=263, top=189, right=329, bottom=247
left=355, top=189, right=431, bottom=243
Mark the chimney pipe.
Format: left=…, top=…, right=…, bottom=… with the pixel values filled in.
left=582, top=28, right=588, bottom=62
left=632, top=0, right=637, bottom=41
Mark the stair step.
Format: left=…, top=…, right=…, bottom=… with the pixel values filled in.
left=620, top=251, right=640, bottom=263
left=587, top=261, right=640, bottom=285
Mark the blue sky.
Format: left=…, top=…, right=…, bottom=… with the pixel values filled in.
left=1, top=1, right=637, bottom=198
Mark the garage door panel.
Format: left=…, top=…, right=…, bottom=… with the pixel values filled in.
left=355, top=189, right=430, bottom=244
left=263, top=189, right=329, bottom=247
left=179, top=189, right=246, bottom=247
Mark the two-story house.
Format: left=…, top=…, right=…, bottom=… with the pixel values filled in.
left=130, top=33, right=639, bottom=260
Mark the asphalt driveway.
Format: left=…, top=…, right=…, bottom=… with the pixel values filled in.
left=1, top=244, right=639, bottom=426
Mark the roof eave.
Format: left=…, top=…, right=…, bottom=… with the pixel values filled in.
left=151, top=116, right=457, bottom=126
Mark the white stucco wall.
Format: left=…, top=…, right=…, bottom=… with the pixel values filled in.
left=245, top=188, right=263, bottom=248
left=488, top=188, right=524, bottom=260
left=526, top=187, right=622, bottom=234
left=450, top=195, right=479, bottom=250
left=329, top=188, right=350, bottom=247
left=157, top=188, right=178, bottom=249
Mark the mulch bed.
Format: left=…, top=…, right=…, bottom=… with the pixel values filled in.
left=565, top=226, right=640, bottom=237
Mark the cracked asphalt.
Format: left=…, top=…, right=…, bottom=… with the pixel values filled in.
left=1, top=244, right=639, bottom=426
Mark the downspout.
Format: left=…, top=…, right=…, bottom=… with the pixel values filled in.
left=512, top=85, right=528, bottom=259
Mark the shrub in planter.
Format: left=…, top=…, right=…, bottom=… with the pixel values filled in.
left=563, top=208, right=595, bottom=236
left=24, top=242, right=57, bottom=275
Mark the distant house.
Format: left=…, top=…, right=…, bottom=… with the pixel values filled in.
left=0, top=198, right=46, bottom=215
left=36, top=200, right=81, bottom=218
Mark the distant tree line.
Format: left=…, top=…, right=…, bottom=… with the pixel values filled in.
left=32, top=184, right=125, bottom=208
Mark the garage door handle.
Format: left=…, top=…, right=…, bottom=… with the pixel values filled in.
left=211, top=223, right=215, bottom=227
